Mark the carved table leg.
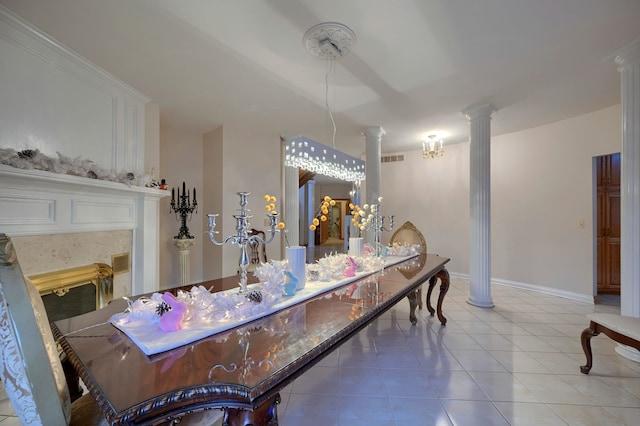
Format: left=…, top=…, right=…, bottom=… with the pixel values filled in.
left=223, top=393, right=280, bottom=426
left=425, top=269, right=449, bottom=325
left=434, top=269, right=450, bottom=325
left=61, top=354, right=83, bottom=402
left=580, top=324, right=599, bottom=374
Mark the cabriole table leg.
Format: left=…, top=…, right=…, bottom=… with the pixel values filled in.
left=435, top=269, right=450, bottom=325
left=425, top=269, right=450, bottom=325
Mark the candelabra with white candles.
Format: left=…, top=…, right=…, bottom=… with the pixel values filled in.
left=207, top=192, right=284, bottom=294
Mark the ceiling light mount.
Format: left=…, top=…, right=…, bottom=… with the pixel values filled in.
left=303, top=22, right=356, bottom=60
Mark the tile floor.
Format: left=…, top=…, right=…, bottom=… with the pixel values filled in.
left=2, top=277, right=639, bottom=425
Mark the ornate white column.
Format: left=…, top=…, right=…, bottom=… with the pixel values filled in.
left=173, top=238, right=196, bottom=287
left=615, top=40, right=640, bottom=362
left=463, top=104, right=496, bottom=308
left=284, top=165, right=300, bottom=247
left=362, top=126, right=384, bottom=202
left=362, top=126, right=385, bottom=245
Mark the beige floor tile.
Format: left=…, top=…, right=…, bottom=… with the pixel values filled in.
left=2, top=278, right=638, bottom=425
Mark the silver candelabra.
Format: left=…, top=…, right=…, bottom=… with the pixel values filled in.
left=207, top=192, right=279, bottom=293
left=369, top=205, right=394, bottom=256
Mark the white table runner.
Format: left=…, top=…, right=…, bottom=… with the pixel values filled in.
left=111, top=255, right=415, bottom=356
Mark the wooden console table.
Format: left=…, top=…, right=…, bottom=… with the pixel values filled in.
left=53, top=254, right=450, bottom=425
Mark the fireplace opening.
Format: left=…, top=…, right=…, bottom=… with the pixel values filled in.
left=29, top=263, right=114, bottom=322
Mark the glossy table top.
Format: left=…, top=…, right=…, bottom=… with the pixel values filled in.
left=53, top=254, right=449, bottom=424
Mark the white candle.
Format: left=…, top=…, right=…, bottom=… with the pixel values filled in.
left=286, top=246, right=307, bottom=290
left=349, top=237, right=364, bottom=257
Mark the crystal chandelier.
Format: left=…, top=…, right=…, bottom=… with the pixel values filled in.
left=283, top=135, right=365, bottom=182
left=422, top=135, right=444, bottom=159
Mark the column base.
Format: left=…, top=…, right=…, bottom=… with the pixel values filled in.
left=467, top=296, right=494, bottom=308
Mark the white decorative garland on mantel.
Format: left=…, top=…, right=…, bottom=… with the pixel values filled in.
left=0, top=147, right=155, bottom=187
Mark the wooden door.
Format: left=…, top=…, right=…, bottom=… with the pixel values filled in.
left=596, top=153, right=621, bottom=294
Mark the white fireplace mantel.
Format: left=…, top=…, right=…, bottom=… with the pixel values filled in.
left=0, top=165, right=170, bottom=295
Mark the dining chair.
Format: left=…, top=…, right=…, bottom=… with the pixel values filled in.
left=0, top=234, right=222, bottom=426
left=390, top=221, right=427, bottom=310
left=248, top=228, right=267, bottom=270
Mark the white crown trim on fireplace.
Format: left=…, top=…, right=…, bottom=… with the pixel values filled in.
left=0, top=165, right=170, bottom=296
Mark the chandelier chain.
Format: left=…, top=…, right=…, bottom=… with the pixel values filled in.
left=325, top=56, right=337, bottom=149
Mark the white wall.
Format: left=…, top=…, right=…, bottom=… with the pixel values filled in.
left=0, top=7, right=165, bottom=295
left=381, top=141, right=470, bottom=272
left=0, top=6, right=149, bottom=174
left=159, top=125, right=284, bottom=285
left=145, top=103, right=161, bottom=178
left=382, top=105, right=621, bottom=300
left=219, top=127, right=283, bottom=278
left=203, top=126, right=223, bottom=282
left=491, top=106, right=620, bottom=295
left=159, top=125, right=205, bottom=288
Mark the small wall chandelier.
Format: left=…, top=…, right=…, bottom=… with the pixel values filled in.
left=422, top=135, right=444, bottom=159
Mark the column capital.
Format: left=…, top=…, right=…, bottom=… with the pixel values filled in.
left=615, top=38, right=640, bottom=68
left=462, top=104, right=496, bottom=122
left=361, top=126, right=386, bottom=142
left=173, top=238, right=196, bottom=251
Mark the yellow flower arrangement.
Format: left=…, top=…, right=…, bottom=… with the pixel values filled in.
left=263, top=194, right=286, bottom=229
left=350, top=196, right=383, bottom=232
left=309, top=195, right=337, bottom=231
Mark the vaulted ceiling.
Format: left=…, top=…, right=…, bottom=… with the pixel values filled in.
left=2, top=0, right=639, bottom=157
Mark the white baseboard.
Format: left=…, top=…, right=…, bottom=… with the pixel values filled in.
left=447, top=272, right=594, bottom=305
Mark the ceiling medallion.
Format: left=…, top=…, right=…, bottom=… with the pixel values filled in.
left=303, top=22, right=356, bottom=60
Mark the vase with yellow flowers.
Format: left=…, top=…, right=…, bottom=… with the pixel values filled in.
left=286, top=194, right=338, bottom=291
left=308, top=195, right=337, bottom=232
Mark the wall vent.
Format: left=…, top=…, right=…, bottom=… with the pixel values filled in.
left=381, top=154, right=405, bottom=163
left=112, top=252, right=130, bottom=275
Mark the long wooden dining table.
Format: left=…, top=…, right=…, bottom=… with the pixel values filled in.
left=52, top=253, right=450, bottom=425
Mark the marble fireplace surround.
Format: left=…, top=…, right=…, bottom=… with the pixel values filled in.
left=0, top=164, right=169, bottom=297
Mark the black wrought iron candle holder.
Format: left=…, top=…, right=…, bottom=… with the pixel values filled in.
left=170, top=181, right=197, bottom=239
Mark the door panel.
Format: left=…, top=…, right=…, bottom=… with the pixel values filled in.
left=596, top=153, right=621, bottom=295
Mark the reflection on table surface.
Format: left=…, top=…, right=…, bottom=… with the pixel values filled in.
left=53, top=254, right=449, bottom=424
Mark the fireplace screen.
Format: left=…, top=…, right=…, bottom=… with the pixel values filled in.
left=29, top=263, right=114, bottom=322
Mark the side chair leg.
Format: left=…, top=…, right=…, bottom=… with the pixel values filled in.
left=426, top=276, right=437, bottom=316
left=407, top=290, right=418, bottom=325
